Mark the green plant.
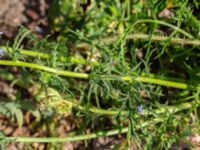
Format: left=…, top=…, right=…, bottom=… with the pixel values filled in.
left=0, top=0, right=200, bottom=149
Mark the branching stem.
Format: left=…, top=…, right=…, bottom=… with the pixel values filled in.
left=1, top=33, right=199, bottom=66
left=3, top=99, right=196, bottom=143
left=1, top=117, right=162, bottom=143
left=0, top=60, right=188, bottom=89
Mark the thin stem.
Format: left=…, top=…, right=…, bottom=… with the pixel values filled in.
left=4, top=117, right=162, bottom=143
left=2, top=46, right=96, bottom=65
left=76, top=105, right=126, bottom=115
left=99, top=33, right=200, bottom=45
left=76, top=100, right=196, bottom=116
left=0, top=60, right=88, bottom=79
left=136, top=76, right=187, bottom=89
left=0, top=60, right=189, bottom=89
left=102, top=75, right=188, bottom=89
left=121, top=76, right=188, bottom=89
left=131, top=19, right=194, bottom=39
left=3, top=99, right=195, bottom=144
left=147, top=100, right=197, bottom=115
left=4, top=127, right=128, bottom=143
left=0, top=44, right=193, bottom=89
left=1, top=89, right=196, bottom=143
left=1, top=33, right=200, bottom=66
left=0, top=98, right=194, bottom=144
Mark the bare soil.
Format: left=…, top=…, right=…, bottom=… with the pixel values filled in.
left=0, top=0, right=49, bottom=38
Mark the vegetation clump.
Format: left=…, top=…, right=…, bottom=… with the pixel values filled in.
left=0, top=0, right=200, bottom=149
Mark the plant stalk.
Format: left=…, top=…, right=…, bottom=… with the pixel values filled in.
left=1, top=34, right=200, bottom=66
left=0, top=60, right=188, bottom=89
left=3, top=117, right=161, bottom=143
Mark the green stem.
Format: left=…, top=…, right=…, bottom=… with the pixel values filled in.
left=4, top=127, right=129, bottom=143
left=2, top=102, right=196, bottom=143
left=1, top=46, right=96, bottom=65
left=1, top=93, right=196, bottom=143
left=76, top=105, right=126, bottom=115
left=77, top=100, right=196, bottom=116
left=0, top=60, right=189, bottom=89
left=131, top=19, right=194, bottom=39
left=4, top=117, right=161, bottom=143
left=121, top=76, right=188, bottom=89
left=147, top=101, right=197, bottom=115
left=1, top=34, right=199, bottom=66
left=0, top=60, right=88, bottom=79
left=100, top=33, right=200, bottom=45
left=3, top=99, right=195, bottom=144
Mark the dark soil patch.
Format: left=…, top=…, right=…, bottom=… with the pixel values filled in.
left=0, top=0, right=49, bottom=39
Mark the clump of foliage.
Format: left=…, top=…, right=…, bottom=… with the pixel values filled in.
left=0, top=0, right=200, bottom=149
